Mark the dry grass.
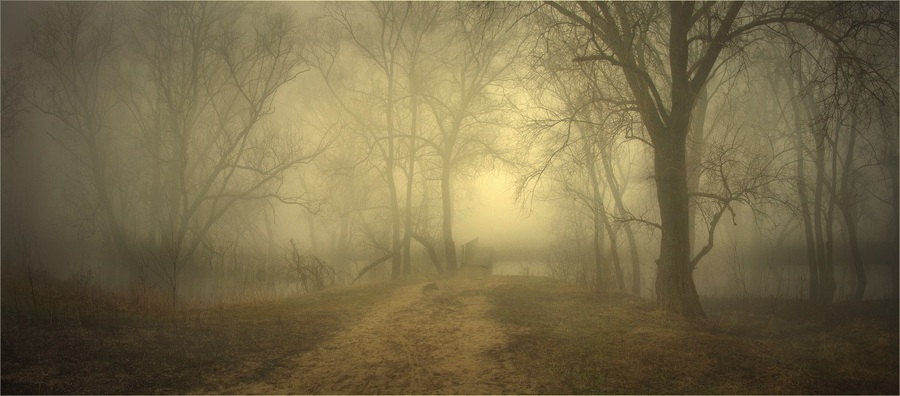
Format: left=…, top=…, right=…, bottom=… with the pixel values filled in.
left=2, top=272, right=896, bottom=394
left=1, top=271, right=395, bottom=394
left=484, top=276, right=899, bottom=394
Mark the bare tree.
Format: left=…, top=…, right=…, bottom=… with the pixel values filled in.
left=317, top=2, right=413, bottom=279
left=424, top=3, right=524, bottom=271
left=25, top=2, right=322, bottom=305
left=544, top=1, right=891, bottom=317
left=1, top=61, right=27, bottom=142
left=127, top=2, right=322, bottom=305
left=24, top=3, right=139, bottom=276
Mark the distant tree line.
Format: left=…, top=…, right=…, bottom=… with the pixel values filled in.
left=2, top=2, right=896, bottom=317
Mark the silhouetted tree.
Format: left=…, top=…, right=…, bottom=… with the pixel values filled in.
left=545, top=1, right=895, bottom=317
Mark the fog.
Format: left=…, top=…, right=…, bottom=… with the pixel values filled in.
left=3, top=2, right=899, bottom=394
left=2, top=1, right=897, bottom=310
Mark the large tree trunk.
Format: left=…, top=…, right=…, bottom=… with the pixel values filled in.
left=649, top=4, right=705, bottom=318
left=653, top=130, right=704, bottom=318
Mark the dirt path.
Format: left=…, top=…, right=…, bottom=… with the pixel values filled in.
left=219, top=276, right=537, bottom=394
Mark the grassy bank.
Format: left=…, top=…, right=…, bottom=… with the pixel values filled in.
left=484, top=276, right=899, bottom=394
left=1, top=280, right=395, bottom=394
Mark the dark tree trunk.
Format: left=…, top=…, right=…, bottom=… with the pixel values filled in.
left=647, top=4, right=708, bottom=318
left=653, top=129, right=704, bottom=318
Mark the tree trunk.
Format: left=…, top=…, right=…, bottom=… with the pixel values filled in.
left=386, top=77, right=403, bottom=280
left=841, top=204, right=866, bottom=300
left=889, top=140, right=899, bottom=299
left=812, top=108, right=834, bottom=303
left=600, top=205, right=626, bottom=291
left=687, top=84, right=708, bottom=256
left=441, top=153, right=457, bottom=271
left=572, top=209, right=587, bottom=285
left=411, top=233, right=443, bottom=273
left=651, top=5, right=705, bottom=317
left=307, top=213, right=319, bottom=253
left=402, top=53, right=420, bottom=277
left=402, top=143, right=415, bottom=276
left=584, top=141, right=607, bottom=289
left=603, top=155, right=641, bottom=296
left=821, top=120, right=840, bottom=303
left=87, top=135, right=138, bottom=278
left=601, top=155, right=641, bottom=295
left=653, top=130, right=704, bottom=318
left=839, top=112, right=866, bottom=300
left=790, top=75, right=820, bottom=301
left=547, top=0, right=742, bottom=318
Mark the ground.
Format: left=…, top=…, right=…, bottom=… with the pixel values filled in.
left=2, top=274, right=898, bottom=394
left=221, top=275, right=539, bottom=394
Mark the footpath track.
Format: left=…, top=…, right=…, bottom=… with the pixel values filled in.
left=220, top=276, right=537, bottom=394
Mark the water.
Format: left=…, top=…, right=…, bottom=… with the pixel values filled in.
left=491, top=261, right=550, bottom=277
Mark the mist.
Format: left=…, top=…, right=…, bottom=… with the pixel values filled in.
left=2, top=2, right=898, bottom=394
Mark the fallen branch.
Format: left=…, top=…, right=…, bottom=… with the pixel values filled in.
left=351, top=254, right=393, bottom=284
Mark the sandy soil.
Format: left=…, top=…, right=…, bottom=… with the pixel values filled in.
left=216, top=275, right=538, bottom=394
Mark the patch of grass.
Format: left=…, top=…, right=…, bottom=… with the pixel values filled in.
left=484, top=276, right=899, bottom=394
left=1, top=281, right=397, bottom=394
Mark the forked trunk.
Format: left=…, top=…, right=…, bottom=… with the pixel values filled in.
left=601, top=155, right=641, bottom=295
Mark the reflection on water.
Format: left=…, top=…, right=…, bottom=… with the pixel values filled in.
left=491, top=261, right=550, bottom=277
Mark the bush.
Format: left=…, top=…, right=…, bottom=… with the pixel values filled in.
left=284, top=240, right=335, bottom=293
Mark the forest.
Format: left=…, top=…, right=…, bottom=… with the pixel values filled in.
left=1, top=1, right=898, bottom=394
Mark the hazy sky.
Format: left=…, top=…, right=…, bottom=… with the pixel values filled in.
left=456, top=171, right=551, bottom=253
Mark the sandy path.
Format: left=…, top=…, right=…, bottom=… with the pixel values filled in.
left=220, top=276, right=536, bottom=394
